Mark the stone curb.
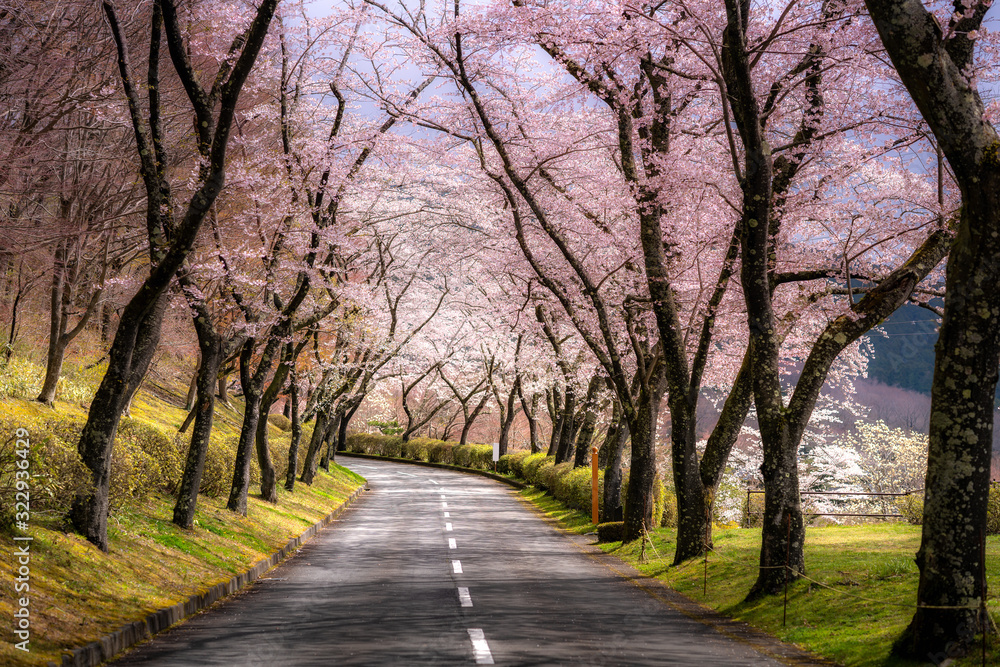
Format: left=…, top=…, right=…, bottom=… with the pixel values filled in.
left=338, top=451, right=530, bottom=489
left=47, top=485, right=365, bottom=667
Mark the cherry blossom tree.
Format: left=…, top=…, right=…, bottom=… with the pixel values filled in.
left=70, top=0, right=280, bottom=550
left=863, top=0, right=1000, bottom=656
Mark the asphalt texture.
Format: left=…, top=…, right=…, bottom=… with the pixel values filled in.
left=110, top=458, right=789, bottom=666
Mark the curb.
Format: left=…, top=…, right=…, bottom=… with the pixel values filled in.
left=337, top=451, right=530, bottom=489
left=48, top=485, right=365, bottom=667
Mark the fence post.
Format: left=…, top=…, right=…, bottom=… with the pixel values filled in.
left=783, top=513, right=791, bottom=627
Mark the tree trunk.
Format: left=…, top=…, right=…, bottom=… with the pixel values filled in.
left=601, top=417, right=628, bottom=523
left=321, top=412, right=341, bottom=470
left=285, top=378, right=301, bottom=491
left=227, top=388, right=262, bottom=515
left=173, top=332, right=222, bottom=528
left=255, top=408, right=278, bottom=504
left=37, top=340, right=68, bottom=405
left=555, top=387, right=579, bottom=464
left=70, top=291, right=168, bottom=550
left=746, top=428, right=806, bottom=599
left=184, top=360, right=199, bottom=411
left=518, top=386, right=540, bottom=453
left=546, top=386, right=562, bottom=456
left=622, top=384, right=662, bottom=542
left=862, top=0, right=1000, bottom=657
left=217, top=368, right=231, bottom=406
left=299, top=409, right=328, bottom=485
left=573, top=403, right=598, bottom=468
left=335, top=400, right=361, bottom=455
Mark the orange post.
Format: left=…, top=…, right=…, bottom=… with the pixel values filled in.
left=591, top=445, right=599, bottom=525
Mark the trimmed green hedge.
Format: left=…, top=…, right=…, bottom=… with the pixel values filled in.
left=344, top=432, right=675, bottom=527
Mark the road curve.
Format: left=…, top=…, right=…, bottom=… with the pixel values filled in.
left=111, top=458, right=789, bottom=666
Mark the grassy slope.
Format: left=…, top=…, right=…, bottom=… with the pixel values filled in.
left=0, top=388, right=365, bottom=667
left=519, top=488, right=1000, bottom=667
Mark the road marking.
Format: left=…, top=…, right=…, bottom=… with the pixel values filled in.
left=452, top=560, right=463, bottom=574
left=397, top=472, right=417, bottom=477
left=449, top=538, right=457, bottom=549
left=440, top=494, right=447, bottom=499
left=457, top=587, right=473, bottom=607
left=445, top=522, right=453, bottom=531
left=428, top=479, right=439, bottom=485
left=444, top=511, right=451, bottom=518
left=442, top=501, right=448, bottom=509
left=467, top=629, right=494, bottom=664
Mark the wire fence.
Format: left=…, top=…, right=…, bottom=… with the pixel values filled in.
left=637, top=519, right=999, bottom=667
left=742, top=488, right=926, bottom=525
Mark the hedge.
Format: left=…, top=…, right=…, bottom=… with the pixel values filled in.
left=0, top=407, right=308, bottom=531
left=343, top=432, right=676, bottom=528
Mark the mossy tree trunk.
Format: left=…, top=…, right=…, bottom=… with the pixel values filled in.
left=600, top=401, right=627, bottom=523
left=299, top=409, right=329, bottom=485
left=864, top=0, right=1000, bottom=657
left=173, top=277, right=222, bottom=528
left=285, top=374, right=302, bottom=491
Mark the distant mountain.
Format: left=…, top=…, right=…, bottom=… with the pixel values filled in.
left=862, top=304, right=938, bottom=395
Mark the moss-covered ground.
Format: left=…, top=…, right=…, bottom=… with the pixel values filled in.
left=0, top=383, right=364, bottom=666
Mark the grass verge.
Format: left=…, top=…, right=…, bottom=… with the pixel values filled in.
left=0, top=387, right=364, bottom=667
left=517, top=487, right=1000, bottom=667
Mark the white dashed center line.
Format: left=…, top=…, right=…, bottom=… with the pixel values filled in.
left=428, top=479, right=439, bottom=485
left=440, top=494, right=447, bottom=499
left=444, top=511, right=450, bottom=518
left=457, top=586, right=473, bottom=607
left=445, top=522, right=453, bottom=531
left=467, top=628, right=494, bottom=664
left=442, top=501, right=448, bottom=509
left=448, top=538, right=457, bottom=549
left=452, top=560, right=463, bottom=574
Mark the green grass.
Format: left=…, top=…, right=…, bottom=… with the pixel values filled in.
left=0, top=464, right=362, bottom=666
left=518, top=488, right=1000, bottom=667
left=0, top=365, right=363, bottom=667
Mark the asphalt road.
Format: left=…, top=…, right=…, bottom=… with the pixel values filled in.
left=111, top=458, right=790, bottom=666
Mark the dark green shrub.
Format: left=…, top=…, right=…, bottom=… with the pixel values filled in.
left=402, top=437, right=437, bottom=462
left=0, top=416, right=91, bottom=530
left=109, top=419, right=183, bottom=508
left=500, top=450, right=533, bottom=477
left=597, top=521, right=624, bottom=542
left=541, top=461, right=572, bottom=492
left=454, top=444, right=493, bottom=470
left=522, top=453, right=552, bottom=484
left=552, top=465, right=601, bottom=513
left=660, top=485, right=677, bottom=528
left=427, top=440, right=454, bottom=463
left=199, top=435, right=235, bottom=498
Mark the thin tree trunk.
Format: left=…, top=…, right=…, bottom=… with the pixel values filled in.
left=601, top=416, right=628, bottom=523
left=300, top=410, right=329, bottom=485
left=518, top=385, right=539, bottom=453
left=622, top=382, right=662, bottom=542
left=70, top=291, right=168, bottom=549
left=173, top=327, right=222, bottom=528
left=285, top=376, right=301, bottom=491
left=321, top=412, right=341, bottom=470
